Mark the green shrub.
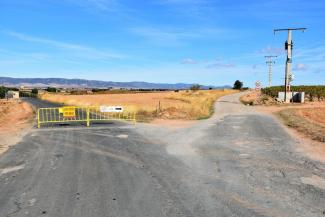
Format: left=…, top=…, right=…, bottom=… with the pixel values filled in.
left=0, top=86, right=8, bottom=98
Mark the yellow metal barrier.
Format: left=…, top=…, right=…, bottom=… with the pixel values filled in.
left=37, top=106, right=136, bottom=128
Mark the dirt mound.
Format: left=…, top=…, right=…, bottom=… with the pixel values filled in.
left=240, top=91, right=276, bottom=106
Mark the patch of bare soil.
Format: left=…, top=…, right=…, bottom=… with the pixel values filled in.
left=0, top=99, right=34, bottom=155
left=277, top=108, right=325, bottom=161
left=296, top=107, right=325, bottom=126
left=277, top=108, right=325, bottom=142
left=255, top=101, right=325, bottom=162
left=293, top=135, right=325, bottom=163
left=301, top=175, right=325, bottom=190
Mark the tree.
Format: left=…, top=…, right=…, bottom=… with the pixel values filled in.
left=0, top=86, right=8, bottom=99
left=190, top=84, right=201, bottom=91
left=233, top=80, right=243, bottom=90
left=31, top=88, right=38, bottom=94
left=46, top=87, right=57, bottom=92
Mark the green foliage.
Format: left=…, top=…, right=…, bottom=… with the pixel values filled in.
left=190, top=84, right=201, bottom=91
left=233, top=80, right=243, bottom=90
left=46, top=87, right=57, bottom=92
left=31, top=88, right=38, bottom=94
left=0, top=86, right=8, bottom=98
left=262, top=85, right=325, bottom=101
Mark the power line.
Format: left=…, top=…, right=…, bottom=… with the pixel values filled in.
left=264, top=55, right=277, bottom=87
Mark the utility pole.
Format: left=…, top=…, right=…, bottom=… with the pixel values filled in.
left=274, top=28, right=306, bottom=103
left=265, top=55, right=277, bottom=87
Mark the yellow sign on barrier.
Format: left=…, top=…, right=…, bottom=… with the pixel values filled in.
left=59, top=106, right=76, bottom=118
left=37, top=106, right=136, bottom=128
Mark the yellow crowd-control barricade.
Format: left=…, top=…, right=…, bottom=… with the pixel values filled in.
left=37, top=106, right=136, bottom=128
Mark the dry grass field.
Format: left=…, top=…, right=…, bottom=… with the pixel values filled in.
left=41, top=90, right=236, bottom=121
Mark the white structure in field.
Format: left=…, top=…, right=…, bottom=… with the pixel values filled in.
left=277, top=92, right=305, bottom=103
left=100, top=106, right=123, bottom=113
left=5, top=91, right=19, bottom=99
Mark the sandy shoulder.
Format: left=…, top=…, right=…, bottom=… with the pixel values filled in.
left=0, top=100, right=34, bottom=155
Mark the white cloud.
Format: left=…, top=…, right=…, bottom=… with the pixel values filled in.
left=130, top=27, right=197, bottom=46
left=258, top=45, right=284, bottom=55
left=181, top=58, right=197, bottom=64
left=65, top=0, right=120, bottom=12
left=294, top=63, right=308, bottom=71
left=207, top=63, right=235, bottom=68
left=87, top=0, right=118, bottom=11
left=130, top=26, right=227, bottom=46
left=3, top=30, right=124, bottom=60
left=205, top=58, right=235, bottom=68
left=156, top=0, right=215, bottom=18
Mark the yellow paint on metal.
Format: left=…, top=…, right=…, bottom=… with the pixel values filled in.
left=37, top=106, right=136, bottom=128
left=59, top=106, right=76, bottom=118
left=37, top=109, right=41, bottom=128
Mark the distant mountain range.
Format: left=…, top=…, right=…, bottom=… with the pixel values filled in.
left=0, top=77, right=231, bottom=90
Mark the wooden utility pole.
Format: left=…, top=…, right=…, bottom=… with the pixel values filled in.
left=274, top=28, right=306, bottom=103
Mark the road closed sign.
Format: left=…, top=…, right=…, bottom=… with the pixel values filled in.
left=59, top=106, right=76, bottom=118
left=100, top=106, right=123, bottom=113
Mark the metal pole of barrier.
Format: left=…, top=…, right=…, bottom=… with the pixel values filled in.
left=37, top=109, right=41, bottom=128
left=86, top=107, right=90, bottom=127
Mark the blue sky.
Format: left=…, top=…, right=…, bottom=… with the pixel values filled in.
left=0, top=0, right=324, bottom=87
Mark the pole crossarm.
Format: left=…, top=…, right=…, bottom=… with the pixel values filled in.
left=274, top=28, right=307, bottom=33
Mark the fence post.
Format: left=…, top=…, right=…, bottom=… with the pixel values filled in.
left=37, top=109, right=41, bottom=128
left=86, top=107, right=90, bottom=127
left=133, top=112, right=136, bottom=125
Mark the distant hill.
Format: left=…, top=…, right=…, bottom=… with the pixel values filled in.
left=0, top=77, right=231, bottom=90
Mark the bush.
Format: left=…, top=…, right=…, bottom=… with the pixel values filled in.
left=31, top=88, right=38, bottom=94
left=46, top=87, right=57, bottom=93
left=0, top=86, right=8, bottom=98
left=190, top=84, right=201, bottom=91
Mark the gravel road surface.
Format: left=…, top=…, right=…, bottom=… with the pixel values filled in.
left=0, top=93, right=324, bottom=217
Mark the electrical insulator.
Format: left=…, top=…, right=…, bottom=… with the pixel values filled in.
left=285, top=40, right=293, bottom=50
left=289, top=73, right=295, bottom=82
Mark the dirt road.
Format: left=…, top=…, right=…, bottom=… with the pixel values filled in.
left=0, top=93, right=324, bottom=217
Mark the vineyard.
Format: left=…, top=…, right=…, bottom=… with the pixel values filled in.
left=262, top=85, right=325, bottom=101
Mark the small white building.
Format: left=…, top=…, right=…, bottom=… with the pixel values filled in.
left=5, top=91, right=20, bottom=99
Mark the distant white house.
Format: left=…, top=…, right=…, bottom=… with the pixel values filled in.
left=5, top=91, right=19, bottom=99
